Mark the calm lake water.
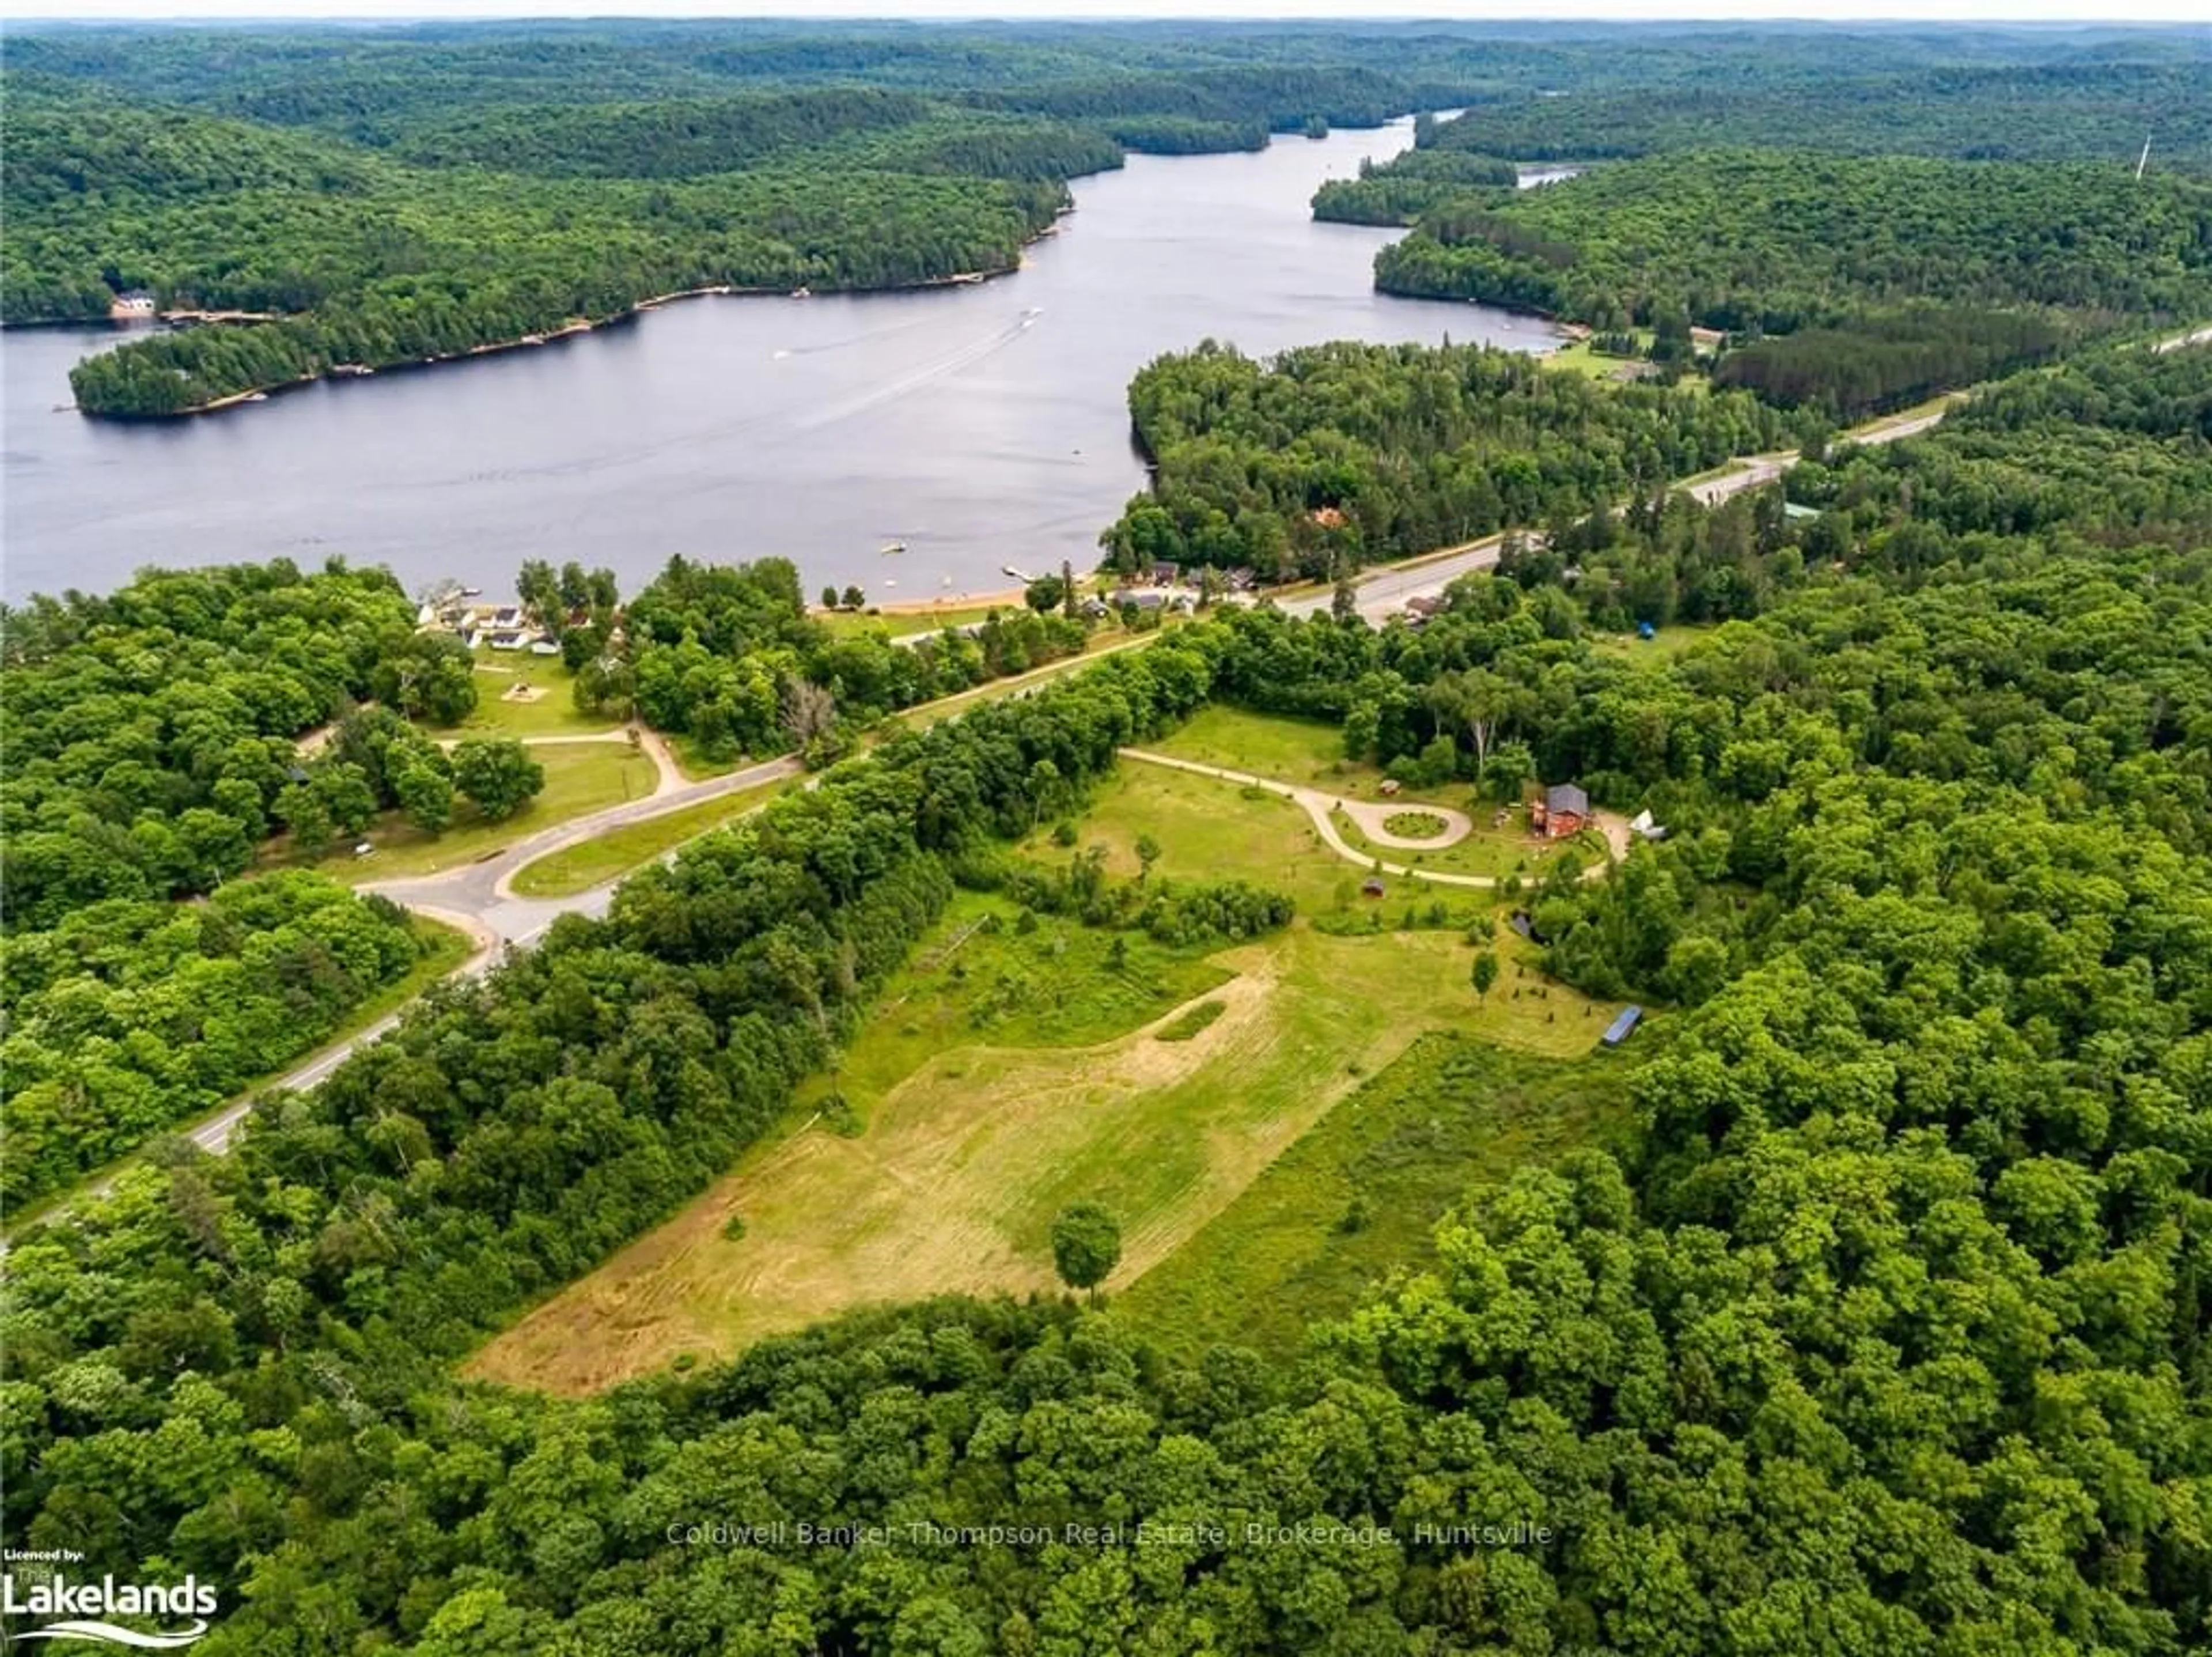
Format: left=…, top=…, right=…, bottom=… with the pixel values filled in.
left=1, top=119, right=1559, bottom=604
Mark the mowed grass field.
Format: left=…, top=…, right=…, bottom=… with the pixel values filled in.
left=461, top=654, right=611, bottom=738
left=1149, top=703, right=1360, bottom=787
left=271, top=742, right=660, bottom=884
left=507, top=774, right=791, bottom=898
left=1589, top=620, right=1721, bottom=664
left=469, top=761, right=1627, bottom=1395
left=821, top=602, right=1009, bottom=639
left=1331, top=803, right=1589, bottom=885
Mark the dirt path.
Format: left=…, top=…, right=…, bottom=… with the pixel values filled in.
left=1336, top=797, right=1473, bottom=848
left=1119, top=748, right=1627, bottom=890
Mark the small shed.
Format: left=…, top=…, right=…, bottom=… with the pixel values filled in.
left=1361, top=876, right=1387, bottom=898
left=1601, top=1005, right=1644, bottom=1047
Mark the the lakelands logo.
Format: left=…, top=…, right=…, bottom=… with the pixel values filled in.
left=2, top=1552, right=215, bottom=1649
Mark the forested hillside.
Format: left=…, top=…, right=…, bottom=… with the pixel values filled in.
left=14, top=18, right=2207, bottom=415
left=1373, top=149, right=2212, bottom=334
left=1101, top=339, right=1790, bottom=578
left=0, top=563, right=471, bottom=1205
left=4, top=342, right=2206, bottom=1652
left=1438, top=56, right=2212, bottom=166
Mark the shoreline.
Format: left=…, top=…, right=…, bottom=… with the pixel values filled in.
left=77, top=224, right=1057, bottom=423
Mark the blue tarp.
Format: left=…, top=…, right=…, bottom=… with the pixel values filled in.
left=1602, top=1005, right=1644, bottom=1046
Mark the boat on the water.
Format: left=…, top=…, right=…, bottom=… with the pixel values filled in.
left=880, top=540, right=907, bottom=555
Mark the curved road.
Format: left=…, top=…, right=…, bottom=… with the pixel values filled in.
left=1119, top=748, right=1631, bottom=886
left=33, top=392, right=1979, bottom=1221
left=1281, top=397, right=1960, bottom=625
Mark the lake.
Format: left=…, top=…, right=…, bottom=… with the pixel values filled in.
left=0, top=119, right=1559, bottom=604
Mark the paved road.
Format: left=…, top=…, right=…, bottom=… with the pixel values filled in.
left=26, top=649, right=1151, bottom=1216
left=360, top=750, right=801, bottom=948
left=28, top=395, right=1984, bottom=1224
left=1294, top=398, right=1960, bottom=624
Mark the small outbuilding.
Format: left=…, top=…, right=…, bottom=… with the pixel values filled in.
left=1601, top=1005, right=1644, bottom=1047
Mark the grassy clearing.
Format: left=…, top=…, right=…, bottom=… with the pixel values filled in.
left=1034, top=761, right=1354, bottom=916
left=507, top=775, right=792, bottom=897
left=269, top=743, right=660, bottom=884
left=795, top=894, right=1235, bottom=1122
left=468, top=864, right=1623, bottom=1393
left=1540, top=335, right=1650, bottom=380
left=458, top=653, right=609, bottom=738
left=4, top=915, right=476, bottom=1238
left=821, top=603, right=1013, bottom=639
left=1333, top=802, right=1574, bottom=885
left=1113, top=1030, right=1639, bottom=1360
left=1589, top=621, right=1719, bottom=663
left=1149, top=703, right=1361, bottom=788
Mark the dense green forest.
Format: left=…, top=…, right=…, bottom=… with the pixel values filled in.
left=0, top=563, right=475, bottom=1206
left=0, top=873, right=427, bottom=1210
left=604, top=557, right=1093, bottom=764
left=12, top=18, right=2208, bottom=414
left=1101, top=339, right=1790, bottom=578
left=1373, top=149, right=2212, bottom=333
left=4, top=341, right=2207, bottom=1652
left=1310, top=145, right=1522, bottom=226
left=0, top=562, right=457, bottom=925
left=1435, top=57, right=2212, bottom=167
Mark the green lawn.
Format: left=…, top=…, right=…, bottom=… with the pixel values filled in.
left=1540, top=329, right=1653, bottom=380
left=1589, top=621, right=1721, bottom=663
left=507, top=775, right=793, bottom=898
left=458, top=653, right=611, bottom=738
left=797, top=892, right=1236, bottom=1121
left=1332, top=801, right=1577, bottom=885
left=3, top=914, right=476, bottom=1239
left=1113, top=1029, right=1639, bottom=1360
left=1030, top=761, right=1357, bottom=917
left=271, top=743, right=660, bottom=883
left=821, top=602, right=1015, bottom=639
left=1149, top=703, right=1359, bottom=787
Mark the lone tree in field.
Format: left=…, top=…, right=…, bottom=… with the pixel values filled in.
left=1050, top=1202, right=1122, bottom=1304
left=1135, top=833, right=1162, bottom=881
left=452, top=737, right=545, bottom=822
left=1472, top=949, right=1499, bottom=1001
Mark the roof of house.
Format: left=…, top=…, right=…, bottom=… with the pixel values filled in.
left=1546, top=782, right=1590, bottom=818
left=1602, top=1005, right=1645, bottom=1046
